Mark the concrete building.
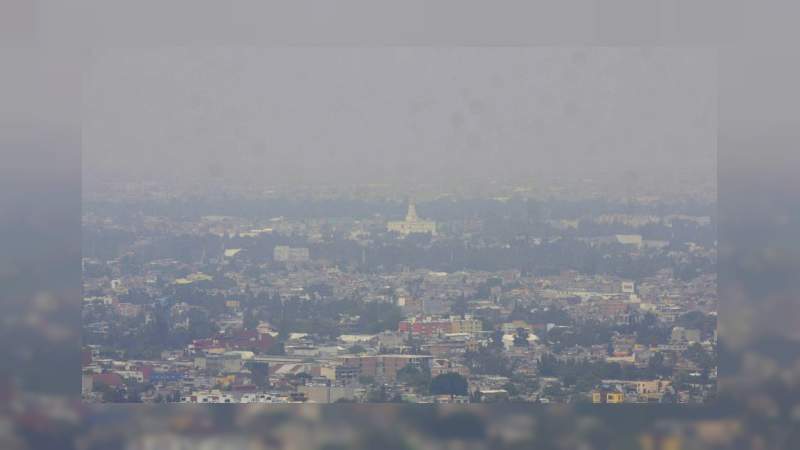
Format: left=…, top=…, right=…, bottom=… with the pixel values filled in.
left=430, top=358, right=470, bottom=378
left=340, top=354, right=433, bottom=382
left=615, top=234, right=643, bottom=248
left=592, top=387, right=625, bottom=404
left=671, top=327, right=701, bottom=344
left=274, top=246, right=310, bottom=263
left=298, top=384, right=359, bottom=403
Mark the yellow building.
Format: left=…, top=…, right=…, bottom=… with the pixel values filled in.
left=318, top=365, right=336, bottom=380
left=591, top=387, right=625, bottom=404
left=635, top=380, right=670, bottom=395
left=607, top=391, right=625, bottom=403
left=174, top=272, right=213, bottom=285
left=225, top=300, right=240, bottom=310
left=215, top=374, right=236, bottom=388
left=640, top=435, right=683, bottom=450
left=449, top=318, right=483, bottom=334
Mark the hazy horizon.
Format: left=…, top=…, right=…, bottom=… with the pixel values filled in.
left=83, top=47, right=716, bottom=191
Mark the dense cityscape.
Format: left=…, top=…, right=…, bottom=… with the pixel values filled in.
left=81, top=179, right=717, bottom=404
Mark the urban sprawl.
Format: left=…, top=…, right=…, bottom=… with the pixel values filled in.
left=82, top=180, right=717, bottom=404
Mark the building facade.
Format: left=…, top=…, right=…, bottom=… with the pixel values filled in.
left=387, top=201, right=436, bottom=236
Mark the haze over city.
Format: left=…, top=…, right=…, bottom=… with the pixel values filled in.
left=10, top=1, right=800, bottom=448
left=81, top=47, right=717, bottom=405
left=83, top=47, right=715, bottom=191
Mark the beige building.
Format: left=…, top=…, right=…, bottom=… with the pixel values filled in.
left=388, top=201, right=436, bottom=236
left=298, top=385, right=359, bottom=403
left=430, top=358, right=470, bottom=378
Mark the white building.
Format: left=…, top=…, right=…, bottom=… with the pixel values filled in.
left=387, top=201, right=436, bottom=236
left=615, top=234, right=643, bottom=248
left=274, top=245, right=310, bottom=263
left=621, top=281, right=635, bottom=294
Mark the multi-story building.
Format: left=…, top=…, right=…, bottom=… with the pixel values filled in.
left=274, top=246, right=310, bottom=263
left=340, top=355, right=433, bottom=382
left=671, top=326, right=701, bottom=344
left=399, top=316, right=483, bottom=336
left=449, top=316, right=483, bottom=334
left=591, top=387, right=625, bottom=404
left=430, top=358, right=470, bottom=378
left=398, top=318, right=451, bottom=336
left=298, top=384, right=359, bottom=403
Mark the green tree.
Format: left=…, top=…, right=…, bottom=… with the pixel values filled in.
left=430, top=373, right=468, bottom=396
left=347, top=344, right=367, bottom=354
left=396, top=365, right=431, bottom=393
left=685, top=342, right=713, bottom=370
left=465, top=347, right=511, bottom=376
left=513, top=327, right=530, bottom=347
left=542, top=384, right=564, bottom=399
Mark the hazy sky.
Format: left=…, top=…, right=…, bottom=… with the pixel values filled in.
left=83, top=47, right=715, bottom=188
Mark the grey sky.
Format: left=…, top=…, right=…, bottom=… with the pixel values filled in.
left=83, top=47, right=715, bottom=188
